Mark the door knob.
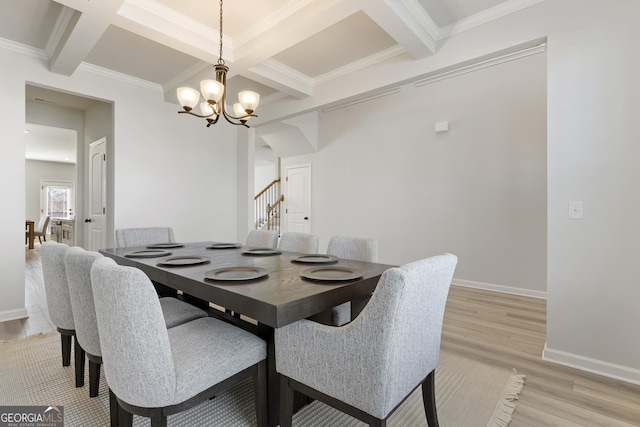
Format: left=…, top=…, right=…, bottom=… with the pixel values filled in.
left=84, top=218, right=92, bottom=223
left=304, top=217, right=309, bottom=220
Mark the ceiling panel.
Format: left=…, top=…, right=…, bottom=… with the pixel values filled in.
left=0, top=0, right=62, bottom=49
left=85, top=26, right=203, bottom=84
left=272, top=11, right=397, bottom=78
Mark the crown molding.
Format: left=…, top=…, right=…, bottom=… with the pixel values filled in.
left=314, top=45, right=405, bottom=86
left=415, top=42, right=546, bottom=87
left=78, top=62, right=163, bottom=92
left=162, top=61, right=212, bottom=93
left=0, top=37, right=48, bottom=60
left=439, top=0, right=545, bottom=39
left=250, top=59, right=313, bottom=98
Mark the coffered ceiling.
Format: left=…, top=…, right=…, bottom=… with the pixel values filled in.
left=0, top=0, right=542, bottom=123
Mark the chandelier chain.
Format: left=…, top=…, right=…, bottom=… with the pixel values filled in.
left=218, top=0, right=224, bottom=66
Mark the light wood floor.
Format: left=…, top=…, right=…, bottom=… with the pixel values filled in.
left=2, top=249, right=640, bottom=425
left=442, top=286, right=640, bottom=426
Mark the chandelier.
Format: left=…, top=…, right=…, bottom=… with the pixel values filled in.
left=176, top=0, right=259, bottom=128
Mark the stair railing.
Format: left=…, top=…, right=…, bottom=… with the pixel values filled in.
left=254, top=179, right=283, bottom=232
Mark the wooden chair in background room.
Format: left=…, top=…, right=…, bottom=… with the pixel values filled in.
left=28, top=215, right=51, bottom=244
left=276, top=253, right=458, bottom=427
left=64, top=247, right=208, bottom=398
left=245, top=229, right=279, bottom=249
left=326, top=235, right=378, bottom=326
left=278, top=232, right=319, bottom=254
left=40, top=241, right=85, bottom=388
left=91, top=258, right=268, bottom=427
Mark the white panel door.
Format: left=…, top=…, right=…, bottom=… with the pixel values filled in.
left=285, top=164, right=311, bottom=233
left=87, top=138, right=107, bottom=250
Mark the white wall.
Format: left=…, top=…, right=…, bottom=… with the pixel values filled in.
left=0, top=47, right=239, bottom=320
left=25, top=159, right=76, bottom=221
left=255, top=164, right=278, bottom=194
left=544, top=0, right=640, bottom=383
left=282, top=50, right=547, bottom=295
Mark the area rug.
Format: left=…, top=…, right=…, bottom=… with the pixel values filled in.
left=0, top=332, right=524, bottom=426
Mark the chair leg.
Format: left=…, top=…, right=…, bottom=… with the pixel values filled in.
left=422, top=370, right=439, bottom=427
left=279, top=375, right=294, bottom=427
left=119, top=404, right=133, bottom=427
left=74, top=338, right=86, bottom=387
left=60, top=334, right=71, bottom=367
left=109, top=389, right=119, bottom=427
left=150, top=409, right=167, bottom=427
left=253, top=361, right=268, bottom=427
left=89, top=360, right=101, bottom=397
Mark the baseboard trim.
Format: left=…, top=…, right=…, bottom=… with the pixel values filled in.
left=543, top=344, right=640, bottom=386
left=452, top=278, right=547, bottom=300
left=0, top=308, right=29, bottom=323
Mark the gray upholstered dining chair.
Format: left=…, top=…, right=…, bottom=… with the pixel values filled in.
left=40, top=241, right=84, bottom=388
left=326, top=235, right=378, bottom=326
left=64, top=247, right=208, bottom=398
left=91, top=257, right=268, bottom=427
left=115, top=226, right=182, bottom=299
left=115, top=227, right=176, bottom=248
left=246, top=229, right=279, bottom=249
left=276, top=253, right=458, bottom=427
left=278, top=232, right=319, bottom=254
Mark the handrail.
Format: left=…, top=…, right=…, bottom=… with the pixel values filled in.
left=255, top=179, right=280, bottom=200
left=254, top=179, right=283, bottom=232
left=267, top=195, right=285, bottom=213
left=267, top=195, right=285, bottom=231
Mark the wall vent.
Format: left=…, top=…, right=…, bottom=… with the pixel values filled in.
left=32, top=97, right=57, bottom=105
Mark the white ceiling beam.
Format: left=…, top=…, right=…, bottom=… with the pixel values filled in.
left=245, top=60, right=313, bottom=98
left=230, top=0, right=359, bottom=97
left=113, top=0, right=222, bottom=65
left=363, top=0, right=437, bottom=59
left=49, top=0, right=127, bottom=76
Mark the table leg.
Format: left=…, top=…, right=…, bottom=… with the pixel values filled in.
left=257, top=323, right=278, bottom=427
left=27, top=223, right=34, bottom=250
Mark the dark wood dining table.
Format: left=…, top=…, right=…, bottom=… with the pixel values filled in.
left=100, top=241, right=393, bottom=426
left=26, top=220, right=35, bottom=249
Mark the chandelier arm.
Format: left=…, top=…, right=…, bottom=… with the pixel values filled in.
left=178, top=110, right=218, bottom=119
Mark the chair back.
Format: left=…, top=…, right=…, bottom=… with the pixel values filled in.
left=64, top=247, right=104, bottom=357
left=278, top=232, right=319, bottom=254
left=91, top=257, right=176, bottom=407
left=246, top=229, right=279, bottom=248
left=326, top=235, right=377, bottom=262
left=356, top=253, right=457, bottom=415
left=36, top=215, right=50, bottom=233
left=40, top=241, right=74, bottom=330
left=115, top=227, right=176, bottom=248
